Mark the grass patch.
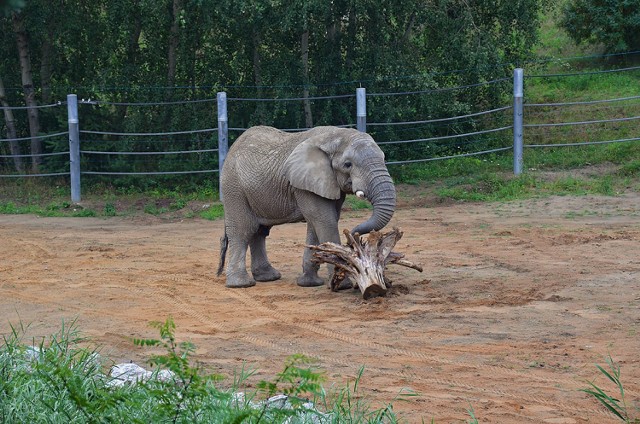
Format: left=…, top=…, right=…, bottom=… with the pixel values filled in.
left=144, top=203, right=169, bottom=216
left=0, top=179, right=221, bottom=219
left=618, top=160, right=640, bottom=177
left=0, top=202, right=40, bottom=215
left=436, top=173, right=537, bottom=202
left=434, top=169, right=625, bottom=203
left=526, top=70, right=640, bottom=102
left=112, top=182, right=219, bottom=203
left=524, top=145, right=640, bottom=171
left=345, top=196, right=373, bottom=211
left=0, top=199, right=98, bottom=218
left=71, top=208, right=97, bottom=217
left=532, top=1, right=593, bottom=63
left=390, top=156, right=508, bottom=185
left=200, top=204, right=225, bottom=220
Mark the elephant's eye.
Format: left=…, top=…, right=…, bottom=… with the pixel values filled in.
left=344, top=161, right=352, bottom=169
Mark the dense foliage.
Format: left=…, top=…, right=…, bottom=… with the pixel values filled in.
left=560, top=0, right=640, bottom=53
left=1, top=0, right=546, bottom=99
left=0, top=0, right=547, bottom=178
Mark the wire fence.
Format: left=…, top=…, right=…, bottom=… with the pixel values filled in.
left=522, top=70, right=640, bottom=157
left=1, top=64, right=639, bottom=202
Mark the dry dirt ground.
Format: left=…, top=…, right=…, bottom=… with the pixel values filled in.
left=1, top=192, right=639, bottom=423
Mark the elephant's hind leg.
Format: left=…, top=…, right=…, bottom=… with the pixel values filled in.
left=250, top=225, right=282, bottom=282
left=225, top=237, right=256, bottom=288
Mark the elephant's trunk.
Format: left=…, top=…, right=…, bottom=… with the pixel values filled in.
left=351, top=165, right=396, bottom=235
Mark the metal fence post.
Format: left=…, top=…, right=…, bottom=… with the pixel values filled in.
left=67, top=94, right=81, bottom=203
left=513, top=68, right=524, bottom=175
left=356, top=87, right=366, bottom=133
left=217, top=91, right=228, bottom=201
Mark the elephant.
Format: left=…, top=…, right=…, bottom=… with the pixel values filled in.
left=216, top=125, right=396, bottom=288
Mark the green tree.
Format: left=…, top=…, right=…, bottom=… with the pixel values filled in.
left=1, top=0, right=25, bottom=15
left=560, top=0, right=640, bottom=53
left=0, top=0, right=548, bottom=181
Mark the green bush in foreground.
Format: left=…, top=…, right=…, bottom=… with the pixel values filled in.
left=0, top=318, right=406, bottom=423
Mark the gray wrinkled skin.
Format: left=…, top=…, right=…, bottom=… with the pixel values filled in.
left=217, top=126, right=396, bottom=288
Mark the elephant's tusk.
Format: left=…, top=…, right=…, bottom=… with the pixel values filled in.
left=355, top=190, right=365, bottom=199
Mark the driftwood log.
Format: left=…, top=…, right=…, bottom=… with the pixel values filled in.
left=309, top=227, right=423, bottom=299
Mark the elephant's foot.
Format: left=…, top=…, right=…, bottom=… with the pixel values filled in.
left=297, top=273, right=324, bottom=287
left=253, top=265, right=282, bottom=282
left=225, top=274, right=256, bottom=288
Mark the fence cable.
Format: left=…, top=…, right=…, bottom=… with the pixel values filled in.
left=526, top=136, right=640, bottom=148
left=0, top=151, right=69, bottom=158
left=0, top=172, right=70, bottom=178
left=81, top=169, right=218, bottom=176
left=524, top=114, right=640, bottom=128
left=368, top=78, right=511, bottom=97
left=1, top=131, right=69, bottom=143
left=228, top=123, right=356, bottom=132
left=81, top=98, right=217, bottom=106
left=0, top=101, right=66, bottom=110
left=386, top=147, right=512, bottom=165
left=81, top=149, right=218, bottom=156
left=3, top=61, right=640, bottom=179
left=228, top=93, right=355, bottom=102
left=378, top=126, right=512, bottom=145
left=527, top=64, right=640, bottom=78
left=80, top=128, right=218, bottom=137
left=369, top=106, right=512, bottom=127
left=526, top=94, right=640, bottom=107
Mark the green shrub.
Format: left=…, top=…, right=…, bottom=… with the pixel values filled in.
left=560, top=0, right=640, bottom=53
left=103, top=203, right=117, bottom=216
left=0, top=202, right=18, bottom=213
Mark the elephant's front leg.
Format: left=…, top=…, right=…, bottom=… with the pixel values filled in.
left=297, top=224, right=324, bottom=287
left=295, top=193, right=344, bottom=287
left=250, top=225, right=282, bottom=282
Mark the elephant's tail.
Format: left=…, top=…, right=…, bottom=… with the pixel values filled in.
left=216, top=232, right=228, bottom=276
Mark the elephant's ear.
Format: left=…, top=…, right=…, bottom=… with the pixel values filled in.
left=283, top=138, right=342, bottom=200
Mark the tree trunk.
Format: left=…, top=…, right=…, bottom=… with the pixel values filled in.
left=167, top=0, right=182, bottom=92
left=39, top=2, right=59, bottom=106
left=12, top=11, right=42, bottom=172
left=345, top=4, right=357, bottom=71
left=310, top=228, right=423, bottom=299
left=40, top=33, right=53, bottom=105
left=0, top=74, right=24, bottom=173
left=396, top=10, right=417, bottom=50
left=301, top=28, right=313, bottom=128
left=116, top=7, right=143, bottom=131
left=163, top=0, right=182, bottom=128
left=252, top=28, right=267, bottom=124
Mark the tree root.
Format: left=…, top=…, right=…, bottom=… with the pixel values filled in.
left=309, top=227, right=423, bottom=299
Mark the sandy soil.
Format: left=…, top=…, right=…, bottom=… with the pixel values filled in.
left=1, top=192, right=639, bottom=423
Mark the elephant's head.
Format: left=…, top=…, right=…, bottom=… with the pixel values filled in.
left=283, top=127, right=396, bottom=235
